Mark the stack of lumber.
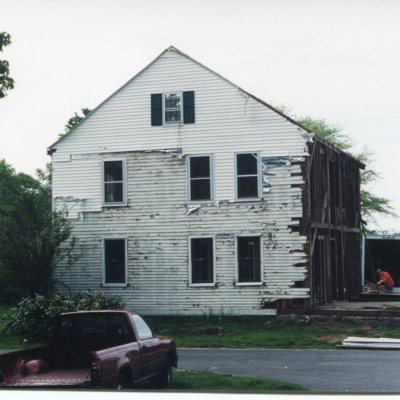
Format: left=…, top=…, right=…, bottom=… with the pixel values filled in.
left=340, top=336, right=400, bottom=349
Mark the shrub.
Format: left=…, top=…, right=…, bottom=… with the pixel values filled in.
left=3, top=292, right=124, bottom=340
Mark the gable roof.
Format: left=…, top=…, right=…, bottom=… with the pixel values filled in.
left=47, top=46, right=364, bottom=169
left=47, top=45, right=311, bottom=154
left=165, top=46, right=312, bottom=134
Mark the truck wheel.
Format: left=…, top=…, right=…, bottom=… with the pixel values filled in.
left=116, top=369, right=132, bottom=390
left=152, top=360, right=172, bottom=389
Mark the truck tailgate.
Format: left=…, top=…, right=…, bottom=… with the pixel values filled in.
left=2, top=368, right=91, bottom=387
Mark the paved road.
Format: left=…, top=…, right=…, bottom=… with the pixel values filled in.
left=179, top=348, right=400, bottom=392
left=3, top=347, right=399, bottom=392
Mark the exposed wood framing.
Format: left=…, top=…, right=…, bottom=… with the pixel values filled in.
left=306, top=136, right=364, bottom=307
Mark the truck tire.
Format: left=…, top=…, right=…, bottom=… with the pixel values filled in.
left=116, top=369, right=132, bottom=390
left=152, top=359, right=172, bottom=389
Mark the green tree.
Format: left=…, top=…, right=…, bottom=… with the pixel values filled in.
left=0, top=160, right=75, bottom=303
left=58, top=108, right=91, bottom=138
left=0, top=32, right=15, bottom=98
left=297, top=116, right=393, bottom=223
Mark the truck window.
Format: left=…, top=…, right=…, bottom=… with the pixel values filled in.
left=55, top=314, right=133, bottom=344
left=57, top=316, right=79, bottom=339
left=131, top=315, right=153, bottom=340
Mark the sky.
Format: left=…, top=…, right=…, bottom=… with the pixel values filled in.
left=1, top=0, right=399, bottom=231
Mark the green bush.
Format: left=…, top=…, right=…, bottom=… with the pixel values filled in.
left=3, top=292, right=124, bottom=340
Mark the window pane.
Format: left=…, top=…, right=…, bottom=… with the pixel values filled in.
left=132, top=315, right=153, bottom=340
left=165, top=93, right=181, bottom=108
left=165, top=110, right=181, bottom=123
left=191, top=179, right=211, bottom=200
left=105, top=182, right=123, bottom=203
left=190, top=157, right=210, bottom=178
left=104, top=161, right=123, bottom=182
left=192, top=261, right=213, bottom=283
left=237, top=153, right=257, bottom=175
left=105, top=239, right=126, bottom=284
left=191, top=238, right=213, bottom=284
left=237, top=176, right=258, bottom=198
left=238, top=236, right=261, bottom=283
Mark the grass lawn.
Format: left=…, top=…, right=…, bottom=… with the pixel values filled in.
left=133, top=369, right=307, bottom=392
left=171, top=369, right=307, bottom=392
left=2, top=304, right=400, bottom=350
left=146, top=315, right=400, bottom=349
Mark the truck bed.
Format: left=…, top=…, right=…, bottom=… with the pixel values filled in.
left=2, top=368, right=91, bottom=387
left=0, top=310, right=178, bottom=389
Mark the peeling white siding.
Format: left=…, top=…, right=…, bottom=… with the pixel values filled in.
left=55, top=152, right=308, bottom=316
left=52, top=49, right=308, bottom=211
left=52, top=48, right=310, bottom=315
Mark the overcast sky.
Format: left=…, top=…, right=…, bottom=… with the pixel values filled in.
left=1, top=0, right=399, bottom=231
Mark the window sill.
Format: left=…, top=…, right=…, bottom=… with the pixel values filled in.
left=187, top=199, right=214, bottom=205
left=102, top=283, right=128, bottom=288
left=234, top=198, right=263, bottom=202
left=235, top=282, right=263, bottom=287
left=189, top=283, right=216, bottom=288
left=162, top=122, right=184, bottom=128
left=102, top=203, right=128, bottom=208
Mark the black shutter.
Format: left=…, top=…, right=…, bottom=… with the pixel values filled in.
left=183, top=91, right=195, bottom=124
left=151, top=93, right=162, bottom=126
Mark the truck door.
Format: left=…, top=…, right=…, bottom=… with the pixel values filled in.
left=131, top=315, right=164, bottom=378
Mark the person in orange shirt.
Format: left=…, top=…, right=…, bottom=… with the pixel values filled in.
left=377, top=268, right=395, bottom=291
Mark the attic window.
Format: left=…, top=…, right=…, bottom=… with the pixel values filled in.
left=164, top=93, right=182, bottom=123
left=151, top=91, right=195, bottom=126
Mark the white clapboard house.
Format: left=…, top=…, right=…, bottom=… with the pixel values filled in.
left=48, top=46, right=364, bottom=316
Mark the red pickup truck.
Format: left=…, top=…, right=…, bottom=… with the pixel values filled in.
left=0, top=310, right=178, bottom=389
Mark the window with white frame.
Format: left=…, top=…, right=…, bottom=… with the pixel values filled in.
left=188, top=155, right=212, bottom=201
left=151, top=91, right=195, bottom=126
left=103, top=238, right=127, bottom=285
left=235, top=153, right=259, bottom=199
left=164, top=92, right=182, bottom=124
left=190, top=237, right=214, bottom=285
left=237, top=236, right=261, bottom=283
left=103, top=160, right=125, bottom=204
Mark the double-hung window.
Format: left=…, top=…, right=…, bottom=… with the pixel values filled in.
left=103, top=238, right=127, bottom=286
left=235, top=153, right=260, bottom=199
left=151, top=91, right=195, bottom=126
left=103, top=160, right=126, bottom=205
left=188, top=155, right=213, bottom=201
left=164, top=93, right=182, bottom=124
left=237, top=236, right=262, bottom=284
left=190, top=237, right=214, bottom=285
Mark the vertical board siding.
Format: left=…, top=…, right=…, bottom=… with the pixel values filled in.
left=55, top=151, right=308, bottom=316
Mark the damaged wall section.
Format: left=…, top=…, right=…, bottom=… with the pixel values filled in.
left=55, top=151, right=309, bottom=316
left=307, top=136, right=364, bottom=306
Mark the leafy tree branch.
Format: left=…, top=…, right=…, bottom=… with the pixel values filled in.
left=0, top=32, right=15, bottom=98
